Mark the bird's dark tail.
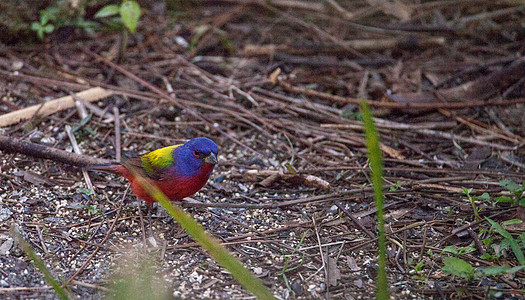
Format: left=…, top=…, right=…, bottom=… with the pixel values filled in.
left=85, top=163, right=131, bottom=179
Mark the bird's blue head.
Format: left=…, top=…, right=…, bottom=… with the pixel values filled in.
left=174, top=137, right=218, bottom=178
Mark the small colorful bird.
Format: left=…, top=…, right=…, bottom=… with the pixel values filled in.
left=87, top=137, right=218, bottom=204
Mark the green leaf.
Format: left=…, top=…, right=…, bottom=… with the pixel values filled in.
left=40, top=10, right=50, bottom=25
left=120, top=1, right=141, bottom=33
left=284, top=162, right=296, bottom=175
left=43, top=24, right=54, bottom=33
left=486, top=217, right=525, bottom=265
left=519, top=233, right=525, bottom=243
left=79, top=114, right=92, bottom=127
left=40, top=7, right=58, bottom=23
left=520, top=198, right=525, bottom=207
left=502, top=219, right=523, bottom=226
left=219, top=35, right=234, bottom=54
left=480, top=253, right=493, bottom=260
left=31, top=22, right=41, bottom=31
left=495, top=196, right=514, bottom=203
left=442, top=257, right=475, bottom=280
left=414, top=261, right=424, bottom=272
left=499, top=239, right=511, bottom=254
left=478, top=265, right=525, bottom=277
left=479, top=193, right=490, bottom=200
left=95, top=5, right=120, bottom=18
left=499, top=179, right=522, bottom=193
left=340, top=110, right=360, bottom=120
left=460, top=246, right=476, bottom=255
left=461, top=187, right=472, bottom=195
left=442, top=245, right=459, bottom=255
left=77, top=188, right=95, bottom=197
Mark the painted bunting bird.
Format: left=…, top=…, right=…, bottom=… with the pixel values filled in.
left=87, top=137, right=218, bottom=204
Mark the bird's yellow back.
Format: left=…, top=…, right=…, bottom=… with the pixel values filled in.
left=141, top=144, right=181, bottom=173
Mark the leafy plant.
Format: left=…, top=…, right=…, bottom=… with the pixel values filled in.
left=497, top=179, right=525, bottom=206
left=69, top=114, right=96, bottom=140
left=461, top=187, right=487, bottom=221
left=31, top=8, right=57, bottom=40
left=389, top=180, right=402, bottom=192
left=411, top=261, right=426, bottom=281
left=95, top=1, right=141, bottom=34
left=442, top=256, right=525, bottom=281
left=77, top=187, right=95, bottom=199
left=30, top=5, right=99, bottom=40
left=442, top=256, right=475, bottom=281
left=485, top=217, right=525, bottom=265
left=442, top=245, right=476, bottom=256
left=81, top=204, right=103, bottom=216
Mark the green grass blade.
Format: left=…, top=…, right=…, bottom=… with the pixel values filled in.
left=129, top=171, right=275, bottom=300
left=12, top=226, right=70, bottom=300
left=359, top=101, right=389, bottom=300
left=104, top=253, right=170, bottom=300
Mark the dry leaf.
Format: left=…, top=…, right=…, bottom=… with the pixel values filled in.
left=327, top=257, right=341, bottom=286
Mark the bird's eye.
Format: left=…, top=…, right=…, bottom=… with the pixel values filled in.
left=193, top=150, right=202, bottom=157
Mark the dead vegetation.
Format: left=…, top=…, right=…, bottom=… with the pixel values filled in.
left=1, top=1, right=525, bottom=299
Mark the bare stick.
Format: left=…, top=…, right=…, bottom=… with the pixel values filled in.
left=0, top=87, right=113, bottom=127
left=113, top=107, right=121, bottom=162
left=65, top=125, right=95, bottom=192
left=0, top=135, right=110, bottom=167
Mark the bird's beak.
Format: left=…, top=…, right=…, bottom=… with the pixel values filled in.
left=204, top=152, right=218, bottom=165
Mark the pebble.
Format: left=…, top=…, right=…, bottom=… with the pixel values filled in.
left=0, top=207, right=12, bottom=222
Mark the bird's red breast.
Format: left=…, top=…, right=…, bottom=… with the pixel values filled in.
left=125, top=163, right=214, bottom=204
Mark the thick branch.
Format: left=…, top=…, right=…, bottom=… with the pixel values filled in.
left=0, top=135, right=111, bottom=167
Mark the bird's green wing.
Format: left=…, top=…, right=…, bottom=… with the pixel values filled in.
left=138, top=144, right=181, bottom=180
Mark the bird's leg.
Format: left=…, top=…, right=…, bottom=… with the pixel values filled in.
left=136, top=199, right=147, bottom=246
left=146, top=202, right=154, bottom=238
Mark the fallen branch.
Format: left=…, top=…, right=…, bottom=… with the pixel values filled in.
left=242, top=169, right=331, bottom=190
left=0, top=87, right=113, bottom=127
left=0, top=135, right=111, bottom=167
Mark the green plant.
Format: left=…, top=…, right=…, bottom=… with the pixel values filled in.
left=30, top=5, right=98, bottom=40
left=442, top=245, right=476, bottom=256
left=340, top=109, right=361, bottom=120
left=31, top=8, right=57, bottom=40
left=461, top=187, right=488, bottom=221
left=81, top=204, right=103, bottom=216
left=69, top=114, right=96, bottom=141
left=411, top=261, right=426, bottom=281
left=442, top=256, right=475, bottom=281
left=77, top=187, right=95, bottom=200
left=281, top=231, right=308, bottom=297
left=389, top=180, right=402, bottom=192
left=442, top=256, right=525, bottom=281
left=360, top=100, right=388, bottom=300
left=485, top=217, right=525, bottom=265
left=95, top=1, right=141, bottom=34
left=496, top=179, right=525, bottom=206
